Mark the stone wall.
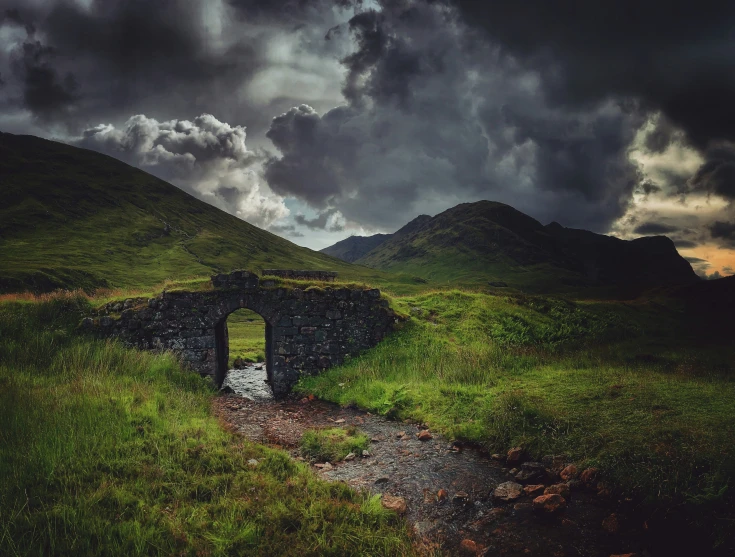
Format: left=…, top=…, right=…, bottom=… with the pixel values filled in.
left=85, top=270, right=396, bottom=398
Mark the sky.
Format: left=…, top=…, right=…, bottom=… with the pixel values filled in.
left=1, top=0, right=734, bottom=278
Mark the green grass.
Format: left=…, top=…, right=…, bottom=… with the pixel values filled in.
left=226, top=308, right=266, bottom=366
left=301, top=428, right=370, bottom=463
left=0, top=295, right=417, bottom=556
left=297, top=289, right=735, bottom=544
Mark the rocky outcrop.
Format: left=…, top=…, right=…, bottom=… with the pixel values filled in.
left=84, top=270, right=397, bottom=398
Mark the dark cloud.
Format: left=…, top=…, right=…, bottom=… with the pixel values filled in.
left=684, top=256, right=707, bottom=264
left=709, top=221, right=735, bottom=247
left=268, top=223, right=305, bottom=238
left=453, top=1, right=735, bottom=151
left=75, top=113, right=287, bottom=228
left=639, top=181, right=662, bottom=196
left=9, top=39, right=79, bottom=120
left=689, top=146, right=735, bottom=199
left=673, top=239, right=699, bottom=249
left=0, top=0, right=353, bottom=134
left=634, top=222, right=678, bottom=235
left=294, top=208, right=344, bottom=231
left=265, top=1, right=644, bottom=231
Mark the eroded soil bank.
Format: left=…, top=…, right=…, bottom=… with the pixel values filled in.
left=215, top=367, right=657, bottom=556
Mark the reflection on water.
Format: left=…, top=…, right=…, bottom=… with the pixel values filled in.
left=222, top=362, right=273, bottom=400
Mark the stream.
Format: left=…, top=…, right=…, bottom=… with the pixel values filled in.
left=216, top=365, right=659, bottom=556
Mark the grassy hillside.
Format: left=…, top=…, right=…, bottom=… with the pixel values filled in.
left=0, top=294, right=416, bottom=556
left=353, top=201, right=698, bottom=295
left=0, top=132, right=400, bottom=293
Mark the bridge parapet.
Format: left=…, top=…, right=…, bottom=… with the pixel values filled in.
left=211, top=270, right=259, bottom=290
left=262, top=269, right=338, bottom=282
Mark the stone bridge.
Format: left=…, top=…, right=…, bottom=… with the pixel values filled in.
left=88, top=270, right=397, bottom=398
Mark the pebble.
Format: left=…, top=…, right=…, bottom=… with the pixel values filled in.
left=459, top=539, right=479, bottom=554
left=417, top=430, right=433, bottom=441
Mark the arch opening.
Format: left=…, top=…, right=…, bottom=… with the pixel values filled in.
left=214, top=308, right=274, bottom=399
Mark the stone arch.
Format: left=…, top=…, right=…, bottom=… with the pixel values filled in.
left=88, top=270, right=398, bottom=398
left=212, top=303, right=275, bottom=391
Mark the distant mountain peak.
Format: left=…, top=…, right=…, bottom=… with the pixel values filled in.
left=324, top=199, right=699, bottom=295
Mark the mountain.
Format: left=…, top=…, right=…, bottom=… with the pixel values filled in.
left=340, top=200, right=699, bottom=293
left=0, top=132, right=389, bottom=293
left=320, top=215, right=432, bottom=263
left=320, top=233, right=391, bottom=263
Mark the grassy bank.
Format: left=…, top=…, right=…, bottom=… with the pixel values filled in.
left=298, top=290, right=735, bottom=544
left=0, top=294, right=416, bottom=556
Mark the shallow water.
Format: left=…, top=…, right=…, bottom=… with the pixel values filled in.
left=221, top=362, right=274, bottom=400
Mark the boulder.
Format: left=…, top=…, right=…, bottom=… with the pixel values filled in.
left=506, top=447, right=524, bottom=465
left=542, top=454, right=570, bottom=473
left=417, top=430, right=433, bottom=441
left=524, top=484, right=545, bottom=497
left=602, top=513, right=620, bottom=533
left=544, top=483, right=570, bottom=498
left=559, top=464, right=578, bottom=481
left=532, top=494, right=567, bottom=514
left=580, top=467, right=599, bottom=484
left=459, top=539, right=479, bottom=554
left=381, top=494, right=407, bottom=514
left=493, top=481, right=523, bottom=502
left=515, top=461, right=546, bottom=483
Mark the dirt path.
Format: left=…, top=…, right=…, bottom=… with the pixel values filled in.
left=214, top=372, right=650, bottom=556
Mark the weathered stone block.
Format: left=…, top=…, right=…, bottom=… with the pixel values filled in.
left=182, top=349, right=206, bottom=361
left=187, top=336, right=215, bottom=349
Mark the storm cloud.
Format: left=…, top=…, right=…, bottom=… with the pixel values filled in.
left=0, top=0, right=735, bottom=265
left=634, top=222, right=679, bottom=236
left=265, top=1, right=644, bottom=231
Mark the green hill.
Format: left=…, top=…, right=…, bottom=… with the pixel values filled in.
left=319, top=215, right=431, bottom=262
left=350, top=200, right=699, bottom=295
left=0, top=132, right=392, bottom=293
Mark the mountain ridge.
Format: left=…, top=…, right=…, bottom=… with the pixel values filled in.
left=324, top=200, right=699, bottom=294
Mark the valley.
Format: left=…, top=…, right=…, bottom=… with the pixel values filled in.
left=1, top=134, right=734, bottom=556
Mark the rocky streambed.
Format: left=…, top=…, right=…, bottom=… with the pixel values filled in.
left=214, top=372, right=652, bottom=556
